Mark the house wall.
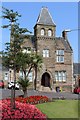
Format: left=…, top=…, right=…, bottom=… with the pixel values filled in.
left=34, top=23, right=73, bottom=92
left=8, top=8, right=73, bottom=92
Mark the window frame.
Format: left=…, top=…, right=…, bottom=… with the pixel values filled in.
left=43, top=49, right=49, bottom=57
left=4, top=72, right=8, bottom=80
left=26, top=47, right=31, bottom=53
left=41, top=28, right=45, bottom=36
left=55, top=71, right=66, bottom=82
left=23, top=47, right=31, bottom=54
left=48, top=29, right=52, bottom=37
left=56, top=50, right=64, bottom=63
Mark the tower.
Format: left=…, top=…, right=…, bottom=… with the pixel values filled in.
left=34, top=7, right=56, bottom=90
left=34, top=7, right=56, bottom=37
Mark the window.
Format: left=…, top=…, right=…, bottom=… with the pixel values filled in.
left=26, top=47, right=31, bottom=53
left=26, top=71, right=33, bottom=82
left=43, top=49, right=49, bottom=57
left=23, top=47, right=31, bottom=54
left=41, top=29, right=45, bottom=36
left=19, top=70, right=33, bottom=82
left=55, top=71, right=66, bottom=82
left=56, top=50, right=64, bottom=62
left=28, top=72, right=32, bottom=82
left=23, top=49, right=26, bottom=53
left=4, top=73, right=8, bottom=80
left=19, top=71, right=24, bottom=78
left=48, top=29, right=52, bottom=36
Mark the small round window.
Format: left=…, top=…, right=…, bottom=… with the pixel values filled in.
left=41, top=29, right=45, bottom=36
left=48, top=29, right=52, bottom=36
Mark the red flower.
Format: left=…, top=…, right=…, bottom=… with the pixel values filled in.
left=15, top=95, right=49, bottom=105
left=0, top=99, right=47, bottom=119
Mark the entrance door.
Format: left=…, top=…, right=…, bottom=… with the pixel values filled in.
left=41, top=72, right=50, bottom=87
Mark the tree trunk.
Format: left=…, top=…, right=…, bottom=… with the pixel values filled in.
left=23, top=70, right=28, bottom=97
left=23, top=88, right=27, bottom=97
left=34, top=65, right=37, bottom=90
left=24, top=70, right=26, bottom=80
left=13, top=68, right=16, bottom=109
left=26, top=65, right=32, bottom=78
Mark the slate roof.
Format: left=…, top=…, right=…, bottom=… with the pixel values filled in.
left=55, top=37, right=73, bottom=52
left=73, top=63, right=80, bottom=75
left=36, top=7, right=56, bottom=26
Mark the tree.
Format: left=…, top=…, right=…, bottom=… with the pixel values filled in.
left=1, top=7, right=42, bottom=103
left=31, top=53, right=43, bottom=90
left=18, top=77, right=30, bottom=97
left=15, top=51, right=31, bottom=97
left=16, top=50, right=43, bottom=91
left=26, top=53, right=43, bottom=90
left=1, top=7, right=31, bottom=109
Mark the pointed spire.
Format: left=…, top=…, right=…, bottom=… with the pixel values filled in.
left=37, top=7, right=56, bottom=26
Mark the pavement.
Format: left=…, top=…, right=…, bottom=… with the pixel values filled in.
left=0, top=88, right=79, bottom=100
left=27, top=90, right=80, bottom=100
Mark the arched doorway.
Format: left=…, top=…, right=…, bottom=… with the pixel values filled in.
left=41, top=72, right=51, bottom=87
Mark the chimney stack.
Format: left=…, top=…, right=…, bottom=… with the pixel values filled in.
left=62, top=30, right=67, bottom=39
left=62, top=29, right=71, bottom=39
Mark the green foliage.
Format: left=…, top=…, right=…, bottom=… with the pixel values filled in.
left=2, top=7, right=21, bottom=22
left=1, top=39, right=23, bottom=70
left=30, top=53, right=43, bottom=70
left=1, top=6, right=32, bottom=106
left=15, top=52, right=31, bottom=71
left=18, top=77, right=30, bottom=89
left=1, top=6, right=43, bottom=91
left=18, top=77, right=30, bottom=97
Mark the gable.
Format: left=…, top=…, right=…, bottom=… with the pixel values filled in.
left=55, top=37, right=73, bottom=52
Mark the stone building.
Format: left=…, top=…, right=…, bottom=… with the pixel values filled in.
left=0, top=56, right=9, bottom=86
left=22, top=7, right=73, bottom=92
left=2, top=7, right=73, bottom=91
left=73, top=63, right=80, bottom=87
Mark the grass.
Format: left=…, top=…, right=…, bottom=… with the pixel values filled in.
left=36, top=100, right=79, bottom=118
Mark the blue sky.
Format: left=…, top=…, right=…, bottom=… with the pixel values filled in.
left=1, top=2, right=78, bottom=62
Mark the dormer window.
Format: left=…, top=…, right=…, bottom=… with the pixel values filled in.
left=48, top=29, right=52, bottom=36
left=41, top=28, right=45, bottom=36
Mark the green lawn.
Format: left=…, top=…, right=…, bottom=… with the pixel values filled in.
left=36, top=100, right=79, bottom=118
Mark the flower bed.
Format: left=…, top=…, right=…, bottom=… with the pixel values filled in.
left=16, top=95, right=49, bottom=104
left=0, top=99, right=47, bottom=119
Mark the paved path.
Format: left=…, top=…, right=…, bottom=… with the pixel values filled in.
left=27, top=90, right=79, bottom=100
left=0, top=88, right=79, bottom=100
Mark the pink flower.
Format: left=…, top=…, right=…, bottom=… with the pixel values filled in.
left=0, top=99, right=47, bottom=119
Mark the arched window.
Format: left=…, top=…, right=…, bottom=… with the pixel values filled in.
left=48, top=29, right=52, bottom=36
left=41, top=29, right=45, bottom=36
